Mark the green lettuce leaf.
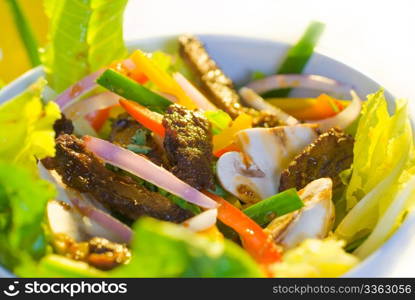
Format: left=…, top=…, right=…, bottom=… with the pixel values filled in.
left=34, top=255, right=105, bottom=278
left=0, top=162, right=56, bottom=275
left=0, top=79, right=60, bottom=275
left=270, top=238, right=359, bottom=277
left=335, top=90, right=415, bottom=258
left=353, top=174, right=415, bottom=258
left=43, top=0, right=128, bottom=92
left=204, top=110, right=232, bottom=135
left=0, top=79, right=60, bottom=174
left=345, top=92, right=412, bottom=209
left=111, top=218, right=263, bottom=277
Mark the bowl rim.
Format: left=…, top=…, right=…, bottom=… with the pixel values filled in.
left=0, top=33, right=413, bottom=278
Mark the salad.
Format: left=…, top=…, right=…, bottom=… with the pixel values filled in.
left=0, top=0, right=414, bottom=278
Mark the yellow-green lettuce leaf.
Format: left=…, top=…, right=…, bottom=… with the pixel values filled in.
left=43, top=0, right=128, bottom=92
left=0, top=79, right=60, bottom=173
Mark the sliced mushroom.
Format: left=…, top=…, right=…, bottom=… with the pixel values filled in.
left=216, top=125, right=318, bottom=203
left=266, top=178, right=335, bottom=249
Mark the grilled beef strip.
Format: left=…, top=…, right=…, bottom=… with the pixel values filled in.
left=178, top=35, right=280, bottom=127
left=162, top=104, right=215, bottom=190
left=109, top=113, right=168, bottom=167
left=53, top=234, right=131, bottom=270
left=42, top=134, right=192, bottom=223
left=279, top=128, right=354, bottom=192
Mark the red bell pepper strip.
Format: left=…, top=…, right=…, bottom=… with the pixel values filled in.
left=204, top=191, right=281, bottom=266
left=119, top=99, right=165, bottom=137
left=85, top=107, right=112, bottom=132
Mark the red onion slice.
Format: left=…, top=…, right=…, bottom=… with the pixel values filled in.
left=69, top=195, right=132, bottom=244
left=308, top=90, right=362, bottom=131
left=182, top=209, right=218, bottom=232
left=173, top=73, right=217, bottom=111
left=239, top=87, right=299, bottom=125
left=55, top=69, right=104, bottom=110
left=83, top=136, right=218, bottom=209
left=246, top=74, right=353, bottom=97
left=39, top=162, right=132, bottom=244
left=64, top=92, right=120, bottom=119
left=122, top=58, right=136, bottom=72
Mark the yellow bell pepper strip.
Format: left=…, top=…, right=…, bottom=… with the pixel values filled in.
left=263, top=21, right=325, bottom=98
left=119, top=99, right=165, bottom=137
left=205, top=191, right=282, bottom=268
left=268, top=93, right=347, bottom=120
left=130, top=50, right=197, bottom=109
left=212, top=113, right=253, bottom=154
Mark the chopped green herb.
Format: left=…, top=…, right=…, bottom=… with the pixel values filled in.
left=159, top=189, right=201, bottom=215
left=105, top=163, right=120, bottom=173
left=126, top=144, right=152, bottom=154
left=208, top=183, right=229, bottom=198
left=251, top=71, right=266, bottom=81
left=97, top=69, right=171, bottom=113
left=262, top=21, right=325, bottom=98
left=131, top=128, right=148, bottom=145
left=204, top=110, right=232, bottom=135
left=243, top=188, right=303, bottom=226
left=127, top=128, right=151, bottom=153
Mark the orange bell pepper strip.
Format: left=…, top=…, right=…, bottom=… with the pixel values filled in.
left=130, top=50, right=196, bottom=109
left=213, top=143, right=240, bottom=157
left=212, top=113, right=252, bottom=154
left=119, top=99, right=165, bottom=137
left=268, top=93, right=346, bottom=120
left=205, top=191, right=281, bottom=266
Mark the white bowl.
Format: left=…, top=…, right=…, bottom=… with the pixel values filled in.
left=0, top=35, right=414, bottom=277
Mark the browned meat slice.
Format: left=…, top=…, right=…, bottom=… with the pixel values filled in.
left=178, top=35, right=280, bottom=127
left=53, top=113, right=74, bottom=136
left=43, top=134, right=192, bottom=223
left=53, top=234, right=131, bottom=270
left=279, top=128, right=354, bottom=192
left=109, top=113, right=167, bottom=166
left=162, top=104, right=215, bottom=190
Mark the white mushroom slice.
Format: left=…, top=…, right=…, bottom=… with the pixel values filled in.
left=47, top=200, right=85, bottom=242
left=267, top=178, right=335, bottom=249
left=216, top=125, right=318, bottom=202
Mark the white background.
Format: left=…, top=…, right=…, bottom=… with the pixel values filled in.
left=124, top=0, right=415, bottom=108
